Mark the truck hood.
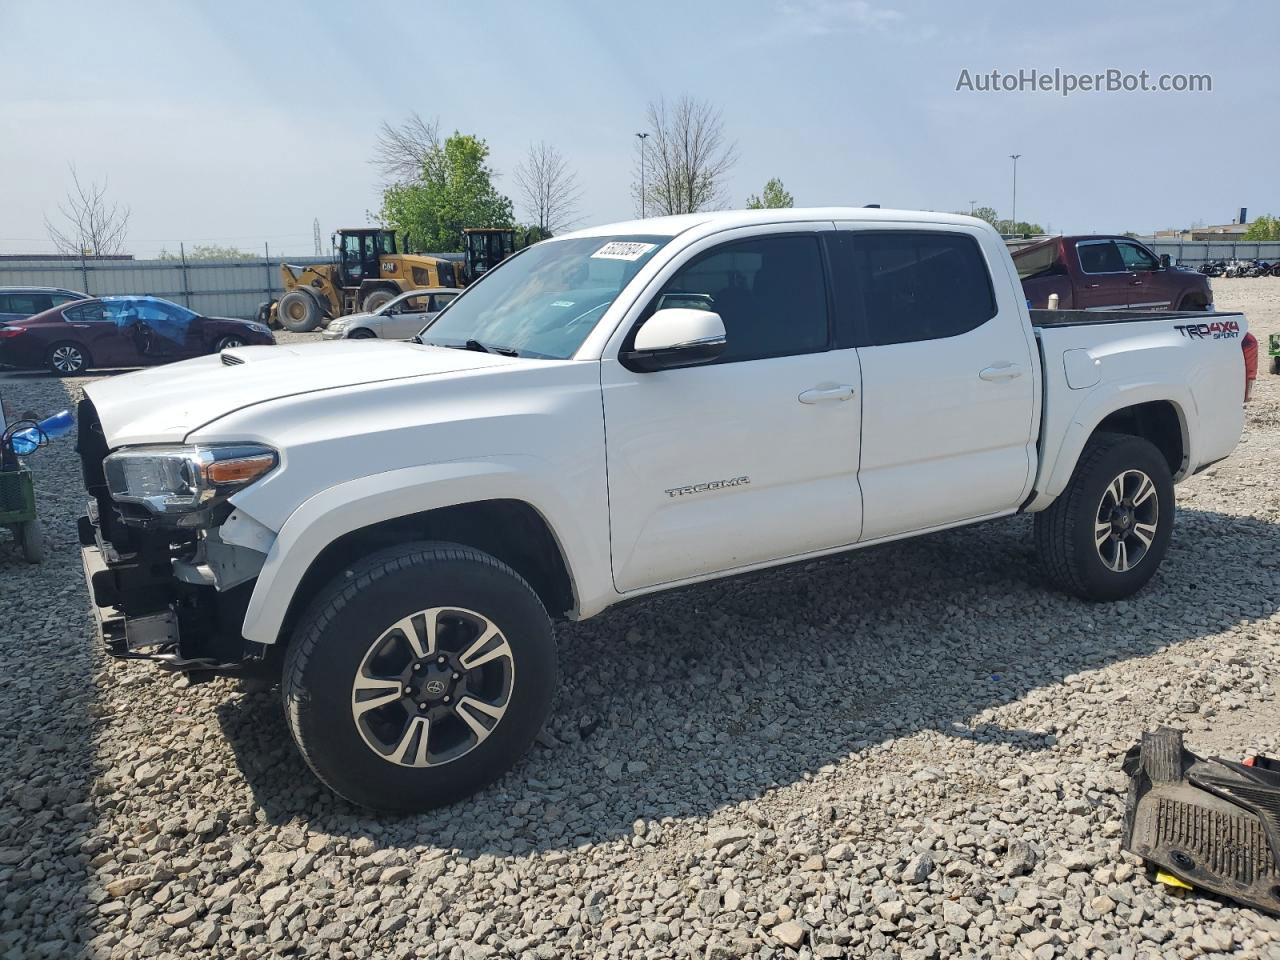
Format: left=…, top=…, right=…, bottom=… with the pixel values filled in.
left=84, top=340, right=515, bottom=447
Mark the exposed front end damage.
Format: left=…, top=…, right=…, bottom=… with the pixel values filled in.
left=77, top=396, right=277, bottom=681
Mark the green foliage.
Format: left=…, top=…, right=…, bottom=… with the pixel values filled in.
left=961, top=206, right=1000, bottom=225
left=996, top=220, right=1045, bottom=236
left=380, top=133, right=514, bottom=252
left=746, top=178, right=794, bottom=209
left=952, top=207, right=1044, bottom=235
left=1244, top=215, right=1280, bottom=241
left=157, top=243, right=256, bottom=261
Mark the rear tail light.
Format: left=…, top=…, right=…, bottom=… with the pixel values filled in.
left=1242, top=332, right=1258, bottom=403
left=0, top=327, right=26, bottom=339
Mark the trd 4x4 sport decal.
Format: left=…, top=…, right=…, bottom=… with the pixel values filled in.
left=1174, top=320, right=1241, bottom=340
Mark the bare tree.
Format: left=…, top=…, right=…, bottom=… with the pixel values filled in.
left=632, top=96, right=737, bottom=217
left=514, top=141, right=582, bottom=236
left=371, top=112, right=441, bottom=184
left=44, top=166, right=131, bottom=257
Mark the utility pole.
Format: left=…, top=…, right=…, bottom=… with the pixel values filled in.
left=969, top=199, right=977, bottom=215
left=313, top=218, right=322, bottom=256
left=1009, top=154, right=1022, bottom=235
left=635, top=132, right=650, bottom=219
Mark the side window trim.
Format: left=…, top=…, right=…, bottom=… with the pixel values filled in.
left=1076, top=239, right=1126, bottom=275
left=625, top=231, right=833, bottom=365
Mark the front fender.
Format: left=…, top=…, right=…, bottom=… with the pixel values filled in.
left=239, top=456, right=610, bottom=645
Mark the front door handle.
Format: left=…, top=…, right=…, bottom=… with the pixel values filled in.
left=798, top=384, right=856, bottom=404
left=979, top=363, right=1024, bottom=383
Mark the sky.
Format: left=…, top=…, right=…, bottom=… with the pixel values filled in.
left=2, top=0, right=1276, bottom=258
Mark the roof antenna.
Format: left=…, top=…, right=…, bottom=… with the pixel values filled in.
left=863, top=203, right=880, bottom=208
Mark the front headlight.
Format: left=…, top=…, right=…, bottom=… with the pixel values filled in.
left=245, top=322, right=271, bottom=336
left=104, top=444, right=277, bottom=516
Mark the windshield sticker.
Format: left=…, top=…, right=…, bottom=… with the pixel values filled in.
left=591, top=241, right=658, bottom=261
left=550, top=300, right=576, bottom=307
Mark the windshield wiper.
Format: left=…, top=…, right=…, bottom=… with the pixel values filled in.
left=463, top=339, right=520, bottom=357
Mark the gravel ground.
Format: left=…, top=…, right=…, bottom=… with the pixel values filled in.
left=2, top=278, right=1279, bottom=960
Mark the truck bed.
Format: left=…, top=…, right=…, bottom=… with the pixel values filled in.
left=1029, top=308, right=1243, bottom=327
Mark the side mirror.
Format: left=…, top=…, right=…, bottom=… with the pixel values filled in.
left=620, top=308, right=726, bottom=373
left=1159, top=254, right=1172, bottom=269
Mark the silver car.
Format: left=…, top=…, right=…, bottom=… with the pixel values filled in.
left=322, top=288, right=461, bottom=340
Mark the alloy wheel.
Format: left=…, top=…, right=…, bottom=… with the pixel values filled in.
left=350, top=607, right=515, bottom=767
left=1094, top=469, right=1159, bottom=573
left=52, top=345, right=84, bottom=373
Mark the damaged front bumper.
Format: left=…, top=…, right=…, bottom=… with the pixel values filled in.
left=79, top=504, right=268, bottom=677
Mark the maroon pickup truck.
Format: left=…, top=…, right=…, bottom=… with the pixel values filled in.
left=1013, top=235, right=1213, bottom=312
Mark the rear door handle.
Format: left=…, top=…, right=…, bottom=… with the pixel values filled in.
left=979, top=363, right=1024, bottom=383
left=798, top=384, right=856, bottom=404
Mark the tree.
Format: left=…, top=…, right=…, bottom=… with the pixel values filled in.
left=956, top=206, right=1044, bottom=235
left=1244, top=215, right=1280, bottom=241
left=157, top=243, right=255, bottom=261
left=746, top=178, right=794, bottom=209
left=379, top=133, right=514, bottom=252
left=633, top=96, right=737, bottom=216
left=44, top=165, right=130, bottom=256
left=371, top=112, right=441, bottom=185
left=514, top=141, right=581, bottom=235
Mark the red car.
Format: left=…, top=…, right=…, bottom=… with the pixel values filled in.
left=0, top=296, right=275, bottom=375
left=1013, top=235, right=1213, bottom=312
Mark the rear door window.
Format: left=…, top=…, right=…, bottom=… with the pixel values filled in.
left=1077, top=241, right=1126, bottom=274
left=830, top=231, right=997, bottom=347
left=64, top=302, right=109, bottom=323
left=0, top=293, right=52, bottom=315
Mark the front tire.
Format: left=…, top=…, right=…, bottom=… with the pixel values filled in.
left=1034, top=432, right=1174, bottom=602
left=277, top=290, right=324, bottom=332
left=282, top=542, right=557, bottom=813
left=214, top=335, right=245, bottom=352
left=348, top=328, right=376, bottom=339
left=46, top=341, right=90, bottom=375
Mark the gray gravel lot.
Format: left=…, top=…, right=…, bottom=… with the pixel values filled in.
left=1, top=279, right=1279, bottom=959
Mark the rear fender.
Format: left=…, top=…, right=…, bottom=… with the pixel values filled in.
left=1029, top=385, right=1194, bottom=512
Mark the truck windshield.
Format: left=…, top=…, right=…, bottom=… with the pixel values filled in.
left=418, top=235, right=670, bottom=359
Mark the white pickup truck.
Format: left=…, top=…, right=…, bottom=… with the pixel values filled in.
left=77, top=208, right=1251, bottom=812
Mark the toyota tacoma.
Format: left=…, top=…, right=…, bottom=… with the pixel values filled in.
left=77, top=209, right=1251, bottom=812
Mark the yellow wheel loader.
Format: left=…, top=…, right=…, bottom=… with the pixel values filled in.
left=260, top=227, right=520, bottom=333
left=261, top=229, right=460, bottom=333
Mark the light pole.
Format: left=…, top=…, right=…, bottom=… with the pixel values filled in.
left=635, top=132, right=650, bottom=219
left=1009, top=154, right=1022, bottom=235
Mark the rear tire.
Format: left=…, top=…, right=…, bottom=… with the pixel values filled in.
left=46, top=341, right=90, bottom=376
left=1034, top=432, right=1174, bottom=602
left=277, top=290, right=324, bottom=332
left=282, top=542, right=557, bottom=813
left=361, top=289, right=395, bottom=313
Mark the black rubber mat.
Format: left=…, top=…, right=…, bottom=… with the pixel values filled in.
left=1123, top=728, right=1280, bottom=914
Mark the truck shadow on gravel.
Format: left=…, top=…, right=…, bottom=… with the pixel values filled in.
left=215, top=507, right=1280, bottom=855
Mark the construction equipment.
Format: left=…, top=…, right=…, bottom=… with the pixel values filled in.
left=262, top=227, right=519, bottom=333
left=263, top=229, right=456, bottom=333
